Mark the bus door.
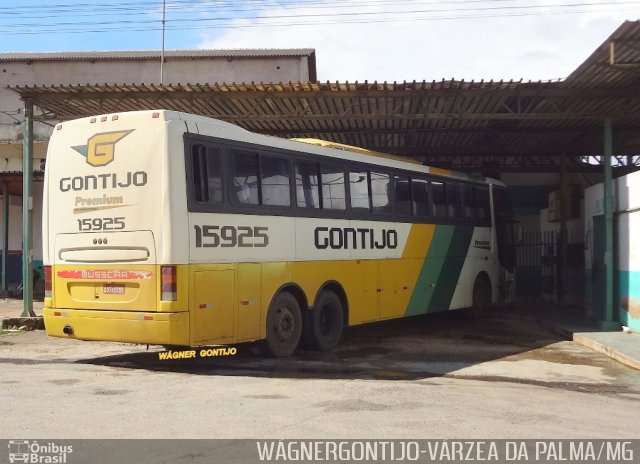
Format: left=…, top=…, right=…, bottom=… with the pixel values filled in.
left=492, top=186, right=516, bottom=302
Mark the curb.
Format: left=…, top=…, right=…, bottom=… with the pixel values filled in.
left=2, top=317, right=45, bottom=331
left=573, top=333, right=640, bottom=371
left=535, top=317, right=581, bottom=340
left=535, top=315, right=640, bottom=371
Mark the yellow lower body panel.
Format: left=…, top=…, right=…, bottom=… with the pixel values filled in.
left=43, top=307, right=190, bottom=346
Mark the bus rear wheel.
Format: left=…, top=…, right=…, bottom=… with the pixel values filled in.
left=304, top=290, right=344, bottom=352
left=265, top=292, right=302, bottom=358
left=472, top=274, right=492, bottom=311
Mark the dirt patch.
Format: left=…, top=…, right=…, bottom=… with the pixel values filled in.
left=47, top=379, right=81, bottom=386
left=93, top=389, right=130, bottom=396
left=2, top=317, right=45, bottom=331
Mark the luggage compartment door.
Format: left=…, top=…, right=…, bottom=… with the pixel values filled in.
left=194, top=270, right=235, bottom=343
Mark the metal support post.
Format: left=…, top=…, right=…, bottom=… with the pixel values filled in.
left=160, top=0, right=166, bottom=84
left=557, top=153, right=567, bottom=305
left=601, top=118, right=618, bottom=329
left=1, top=181, right=8, bottom=297
left=21, top=98, right=35, bottom=317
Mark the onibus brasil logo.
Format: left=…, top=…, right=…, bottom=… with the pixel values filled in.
left=8, top=440, right=73, bottom=463
left=72, top=129, right=134, bottom=167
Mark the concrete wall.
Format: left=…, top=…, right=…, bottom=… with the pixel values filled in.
left=0, top=53, right=312, bottom=145
left=0, top=181, right=43, bottom=289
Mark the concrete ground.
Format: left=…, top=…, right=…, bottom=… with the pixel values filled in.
left=0, top=298, right=44, bottom=318
left=1, top=304, right=639, bottom=439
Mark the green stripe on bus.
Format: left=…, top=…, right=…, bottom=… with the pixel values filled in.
left=404, top=225, right=455, bottom=316
left=427, top=225, right=475, bottom=312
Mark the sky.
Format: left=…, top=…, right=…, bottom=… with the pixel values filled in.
left=0, top=0, right=638, bottom=82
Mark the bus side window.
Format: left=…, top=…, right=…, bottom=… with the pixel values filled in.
left=394, top=175, right=412, bottom=217
left=431, top=180, right=447, bottom=217
left=191, top=143, right=223, bottom=204
left=349, top=169, right=370, bottom=212
left=463, top=184, right=475, bottom=219
left=320, top=164, right=346, bottom=210
left=371, top=171, right=391, bottom=214
left=260, top=155, right=291, bottom=207
left=447, top=182, right=462, bottom=218
left=411, top=177, right=430, bottom=217
left=230, top=151, right=260, bottom=205
left=475, top=185, right=490, bottom=220
left=295, top=161, right=320, bottom=209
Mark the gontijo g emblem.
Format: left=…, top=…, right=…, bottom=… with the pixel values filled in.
left=72, top=130, right=134, bottom=167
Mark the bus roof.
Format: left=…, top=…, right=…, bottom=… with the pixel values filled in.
left=58, top=109, right=505, bottom=187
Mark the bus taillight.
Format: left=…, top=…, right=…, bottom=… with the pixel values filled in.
left=44, top=266, right=52, bottom=298
left=161, top=266, right=177, bottom=301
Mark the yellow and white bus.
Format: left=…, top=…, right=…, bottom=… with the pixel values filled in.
left=42, top=110, right=515, bottom=357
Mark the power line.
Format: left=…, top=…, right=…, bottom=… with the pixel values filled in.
left=0, top=1, right=635, bottom=38
left=0, top=1, right=636, bottom=30
left=0, top=6, right=634, bottom=36
left=0, top=0, right=635, bottom=17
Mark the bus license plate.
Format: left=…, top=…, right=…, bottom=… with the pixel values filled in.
left=103, top=284, right=125, bottom=295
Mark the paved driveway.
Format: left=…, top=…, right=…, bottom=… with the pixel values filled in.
left=1, top=308, right=639, bottom=438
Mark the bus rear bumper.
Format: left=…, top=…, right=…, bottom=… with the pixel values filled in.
left=43, top=307, right=190, bottom=346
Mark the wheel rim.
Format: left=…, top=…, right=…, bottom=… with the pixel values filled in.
left=319, top=304, right=334, bottom=336
left=273, top=306, right=295, bottom=342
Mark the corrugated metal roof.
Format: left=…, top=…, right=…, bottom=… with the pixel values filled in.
left=566, top=20, right=640, bottom=87
left=0, top=48, right=315, bottom=61
left=6, top=22, right=640, bottom=172
left=11, top=77, right=638, bottom=171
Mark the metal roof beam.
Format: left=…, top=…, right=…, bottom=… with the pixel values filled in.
left=11, top=83, right=640, bottom=100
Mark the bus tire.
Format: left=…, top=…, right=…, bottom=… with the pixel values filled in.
left=265, top=292, right=302, bottom=358
left=304, top=290, right=344, bottom=352
left=472, top=274, right=492, bottom=311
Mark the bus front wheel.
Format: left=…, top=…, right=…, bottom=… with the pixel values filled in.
left=265, top=292, right=302, bottom=358
left=472, top=274, right=492, bottom=311
left=304, top=290, right=344, bottom=352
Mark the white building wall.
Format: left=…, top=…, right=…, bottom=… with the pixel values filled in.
left=0, top=182, right=43, bottom=256
left=0, top=52, right=314, bottom=146
left=584, top=171, right=640, bottom=330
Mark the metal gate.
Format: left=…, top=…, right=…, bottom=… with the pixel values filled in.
left=516, top=230, right=585, bottom=304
